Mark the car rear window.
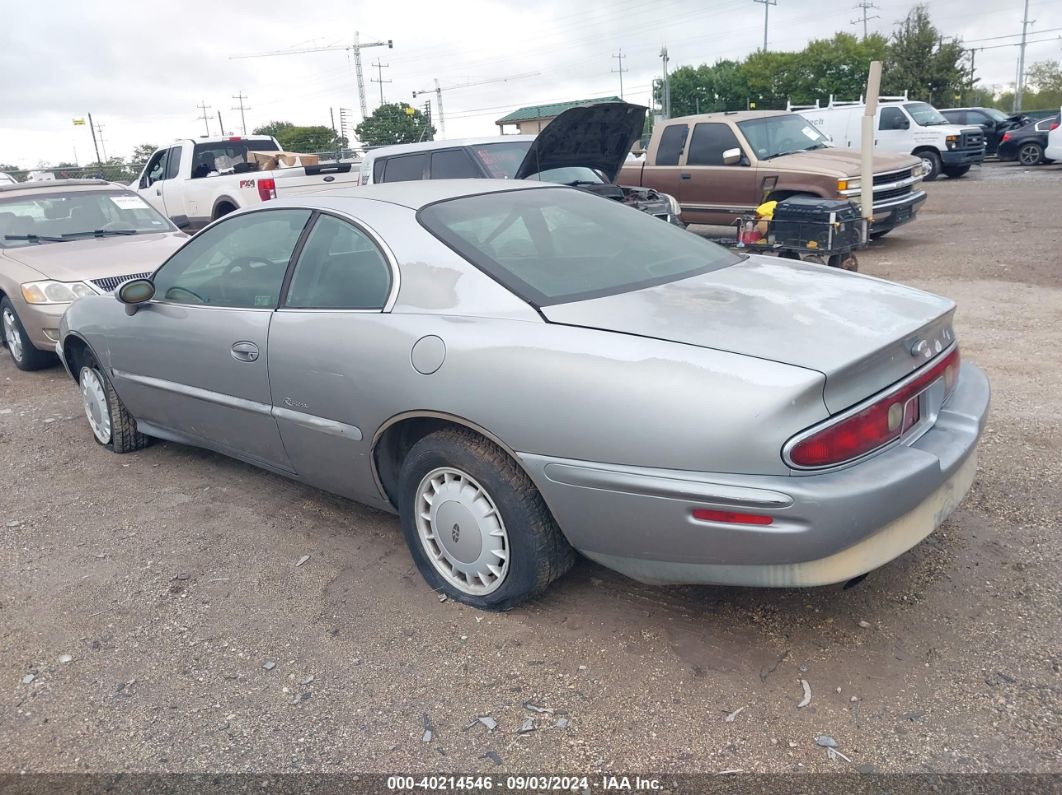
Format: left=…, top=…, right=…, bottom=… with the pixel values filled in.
left=417, top=186, right=739, bottom=307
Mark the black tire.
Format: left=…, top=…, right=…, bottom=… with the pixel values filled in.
left=78, top=359, right=151, bottom=453
left=1, top=297, right=55, bottom=371
left=397, top=428, right=575, bottom=610
left=917, top=150, right=942, bottom=181
left=943, top=165, right=971, bottom=178
left=1018, top=142, right=1044, bottom=166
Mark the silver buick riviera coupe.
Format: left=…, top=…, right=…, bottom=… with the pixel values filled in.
left=57, top=180, right=989, bottom=609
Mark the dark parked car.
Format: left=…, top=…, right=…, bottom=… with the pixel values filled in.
left=939, top=107, right=1026, bottom=156
left=997, top=115, right=1060, bottom=166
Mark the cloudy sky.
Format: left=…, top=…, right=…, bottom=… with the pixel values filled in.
left=1, top=0, right=1060, bottom=168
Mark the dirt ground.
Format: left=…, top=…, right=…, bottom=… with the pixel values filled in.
left=1, top=160, right=1059, bottom=776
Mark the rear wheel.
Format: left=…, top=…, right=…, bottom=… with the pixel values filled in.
left=1018, top=142, right=1045, bottom=166
left=397, top=428, right=575, bottom=610
left=917, top=150, right=942, bottom=181
left=943, top=165, right=971, bottom=178
left=79, top=362, right=151, bottom=453
left=1, top=297, right=54, bottom=371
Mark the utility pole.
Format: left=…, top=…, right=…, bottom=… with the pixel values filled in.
left=1015, top=0, right=1034, bottom=112
left=87, top=112, right=102, bottom=164
left=659, top=47, right=671, bottom=118
left=370, top=58, right=391, bottom=105
left=196, top=101, right=212, bottom=137
left=217, top=111, right=226, bottom=136
left=232, top=91, right=250, bottom=134
left=753, top=0, right=777, bottom=51
left=850, top=1, right=879, bottom=40
left=93, top=121, right=108, bottom=160
left=611, top=49, right=628, bottom=99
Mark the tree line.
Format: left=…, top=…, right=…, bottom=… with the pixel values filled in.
left=656, top=4, right=1062, bottom=117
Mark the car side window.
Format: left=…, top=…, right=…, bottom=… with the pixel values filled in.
left=879, top=107, right=907, bottom=131
left=153, top=209, right=311, bottom=309
left=687, top=123, right=742, bottom=166
left=164, top=146, right=182, bottom=180
left=655, top=124, right=689, bottom=166
left=430, top=149, right=481, bottom=179
left=382, top=153, right=428, bottom=182
left=142, top=150, right=167, bottom=188
left=284, top=214, right=392, bottom=310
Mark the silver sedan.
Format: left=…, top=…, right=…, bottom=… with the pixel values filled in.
left=57, top=180, right=990, bottom=609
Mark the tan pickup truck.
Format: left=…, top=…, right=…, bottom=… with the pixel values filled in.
left=619, top=110, right=927, bottom=237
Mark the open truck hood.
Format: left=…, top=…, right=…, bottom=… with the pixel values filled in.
left=515, top=102, right=647, bottom=183
left=541, top=255, right=956, bottom=414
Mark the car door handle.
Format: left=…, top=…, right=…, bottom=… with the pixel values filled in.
left=231, top=341, right=259, bottom=362
left=680, top=173, right=691, bottom=180
left=156, top=188, right=162, bottom=196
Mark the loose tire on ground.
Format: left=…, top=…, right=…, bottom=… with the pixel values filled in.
left=397, top=428, right=575, bottom=610
left=1, top=297, right=54, bottom=371
left=78, top=361, right=151, bottom=453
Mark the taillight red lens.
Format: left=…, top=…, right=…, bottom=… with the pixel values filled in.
left=691, top=509, right=773, bottom=525
left=787, top=347, right=961, bottom=468
left=1002, top=132, right=1011, bottom=142
left=257, top=178, right=277, bottom=201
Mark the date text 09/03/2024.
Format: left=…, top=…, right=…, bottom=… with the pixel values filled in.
left=386, top=775, right=662, bottom=791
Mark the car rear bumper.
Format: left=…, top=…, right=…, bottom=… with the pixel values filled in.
left=519, top=362, right=989, bottom=587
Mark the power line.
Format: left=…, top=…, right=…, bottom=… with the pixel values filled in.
left=850, top=1, right=879, bottom=41
left=611, top=49, right=629, bottom=99
left=965, top=26, right=1062, bottom=44
left=231, top=91, right=250, bottom=135
left=752, top=0, right=777, bottom=52
left=196, top=101, right=212, bottom=137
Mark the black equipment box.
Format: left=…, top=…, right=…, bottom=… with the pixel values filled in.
left=771, top=196, right=862, bottom=251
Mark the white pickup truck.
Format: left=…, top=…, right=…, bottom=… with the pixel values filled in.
left=134, top=135, right=359, bottom=230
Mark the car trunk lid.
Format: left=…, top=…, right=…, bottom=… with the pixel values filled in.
left=514, top=102, right=647, bottom=183
left=540, top=255, right=956, bottom=413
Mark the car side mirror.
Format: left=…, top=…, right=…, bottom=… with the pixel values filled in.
left=900, top=119, right=910, bottom=130
left=722, top=147, right=743, bottom=166
left=116, top=278, right=155, bottom=315
left=169, top=214, right=191, bottom=230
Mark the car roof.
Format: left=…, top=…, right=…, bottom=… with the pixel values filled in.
left=278, top=178, right=556, bottom=211
left=364, top=136, right=536, bottom=160
left=0, top=178, right=120, bottom=196
left=666, top=110, right=792, bottom=124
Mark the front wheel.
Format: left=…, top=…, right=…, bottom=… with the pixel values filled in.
left=398, top=428, right=575, bottom=610
left=943, top=165, right=971, bottom=178
left=1, top=298, right=54, bottom=371
left=918, top=151, right=942, bottom=181
left=1018, top=142, right=1045, bottom=166
left=79, top=364, right=151, bottom=453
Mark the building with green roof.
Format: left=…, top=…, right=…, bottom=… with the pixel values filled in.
left=495, top=97, right=623, bottom=134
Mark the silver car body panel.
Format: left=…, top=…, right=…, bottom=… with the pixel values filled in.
left=58, top=180, right=989, bottom=587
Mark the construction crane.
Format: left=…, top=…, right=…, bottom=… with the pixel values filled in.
left=231, top=32, right=393, bottom=122
left=412, top=72, right=539, bottom=139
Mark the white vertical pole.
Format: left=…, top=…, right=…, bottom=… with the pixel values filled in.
left=861, top=60, right=882, bottom=232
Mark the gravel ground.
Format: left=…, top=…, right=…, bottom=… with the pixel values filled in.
left=1, top=160, right=1059, bottom=776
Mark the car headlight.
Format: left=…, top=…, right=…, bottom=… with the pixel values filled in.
left=20, top=280, right=97, bottom=304
left=912, top=163, right=924, bottom=177
left=664, top=192, right=681, bottom=217
left=946, top=134, right=958, bottom=150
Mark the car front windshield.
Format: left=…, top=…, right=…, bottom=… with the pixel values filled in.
left=737, top=114, right=830, bottom=160
left=418, top=186, right=740, bottom=307
left=0, top=190, right=172, bottom=248
left=904, top=102, right=951, bottom=126
left=469, top=142, right=605, bottom=185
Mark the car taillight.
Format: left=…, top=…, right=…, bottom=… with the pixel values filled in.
left=1001, top=132, right=1011, bottom=142
left=257, top=178, right=276, bottom=201
left=786, top=347, right=961, bottom=469
left=1050, top=122, right=1059, bottom=130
